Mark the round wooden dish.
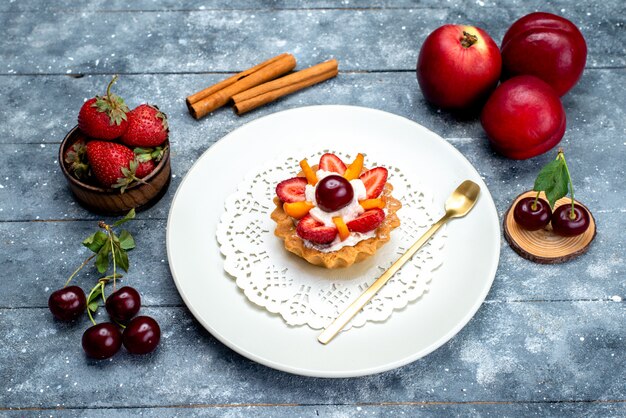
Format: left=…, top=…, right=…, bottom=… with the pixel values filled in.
left=59, top=126, right=171, bottom=215
left=503, top=191, right=596, bottom=264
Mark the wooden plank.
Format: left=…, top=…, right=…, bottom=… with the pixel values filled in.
left=0, top=219, right=179, bottom=309
left=1, top=5, right=623, bottom=74
left=1, top=302, right=624, bottom=408
left=4, top=0, right=624, bottom=12
left=0, top=210, right=623, bottom=309
left=2, top=402, right=626, bottom=417
left=2, top=69, right=624, bottom=146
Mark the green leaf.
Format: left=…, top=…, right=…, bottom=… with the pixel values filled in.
left=87, top=285, right=103, bottom=313
left=133, top=147, right=152, bottom=155
left=533, top=159, right=560, bottom=191
left=118, top=229, right=136, bottom=250
left=114, top=245, right=130, bottom=272
left=135, top=153, right=152, bottom=163
left=533, top=158, right=569, bottom=208
left=95, top=240, right=111, bottom=274
left=113, top=208, right=136, bottom=227
left=82, top=230, right=108, bottom=253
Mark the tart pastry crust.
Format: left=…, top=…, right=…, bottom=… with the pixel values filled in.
left=271, top=182, right=401, bottom=268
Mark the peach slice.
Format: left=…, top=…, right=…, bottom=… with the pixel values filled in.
left=283, top=201, right=315, bottom=219
left=299, top=159, right=318, bottom=185
left=332, top=216, right=350, bottom=241
left=343, top=153, right=364, bottom=181
left=359, top=198, right=386, bottom=210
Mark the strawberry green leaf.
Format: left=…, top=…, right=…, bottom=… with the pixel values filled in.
left=113, top=208, right=136, bottom=227
left=533, top=158, right=569, bottom=208
left=134, top=151, right=153, bottom=163
left=95, top=240, right=111, bottom=274
left=118, top=229, right=136, bottom=250
left=83, top=230, right=108, bottom=253
left=152, top=146, right=166, bottom=162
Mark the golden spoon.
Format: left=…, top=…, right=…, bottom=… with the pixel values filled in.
left=318, top=180, right=481, bottom=345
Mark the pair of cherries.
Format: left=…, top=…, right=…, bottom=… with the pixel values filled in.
left=513, top=196, right=590, bottom=236
left=48, top=285, right=161, bottom=359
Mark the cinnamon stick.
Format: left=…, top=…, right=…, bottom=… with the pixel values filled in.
left=186, top=53, right=296, bottom=119
left=232, top=59, right=338, bottom=115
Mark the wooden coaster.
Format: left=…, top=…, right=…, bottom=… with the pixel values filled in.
left=503, top=191, right=596, bottom=264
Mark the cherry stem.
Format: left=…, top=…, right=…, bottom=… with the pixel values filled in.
left=86, top=304, right=96, bottom=326
left=106, top=75, right=118, bottom=103
left=98, top=221, right=118, bottom=291
left=86, top=281, right=102, bottom=326
left=64, top=253, right=96, bottom=287
left=557, top=150, right=576, bottom=220
left=113, top=319, right=126, bottom=330
left=461, top=31, right=478, bottom=48
left=106, top=226, right=118, bottom=292
left=532, top=191, right=541, bottom=211
left=85, top=274, right=122, bottom=326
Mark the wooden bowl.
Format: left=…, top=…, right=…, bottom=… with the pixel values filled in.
left=59, top=126, right=171, bottom=215
left=503, top=190, right=596, bottom=264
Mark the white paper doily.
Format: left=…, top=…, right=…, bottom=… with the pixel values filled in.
left=216, top=150, right=447, bottom=331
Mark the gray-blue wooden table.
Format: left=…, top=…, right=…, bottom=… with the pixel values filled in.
left=1, top=1, right=624, bottom=416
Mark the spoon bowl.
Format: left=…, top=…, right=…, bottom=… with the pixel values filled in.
left=445, top=180, right=481, bottom=218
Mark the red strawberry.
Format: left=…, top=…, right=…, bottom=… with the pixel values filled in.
left=78, top=76, right=129, bottom=140
left=360, top=167, right=388, bottom=199
left=135, top=160, right=155, bottom=178
left=120, top=104, right=169, bottom=147
left=319, top=153, right=347, bottom=174
left=296, top=214, right=338, bottom=244
left=64, top=135, right=90, bottom=180
left=133, top=146, right=167, bottom=178
left=85, top=141, right=141, bottom=191
left=276, top=177, right=307, bottom=203
left=346, top=208, right=385, bottom=233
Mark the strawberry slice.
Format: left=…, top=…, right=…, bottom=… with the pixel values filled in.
left=346, top=208, right=385, bottom=233
left=319, top=153, right=347, bottom=174
left=276, top=177, right=308, bottom=202
left=360, top=167, right=388, bottom=199
left=296, top=214, right=338, bottom=244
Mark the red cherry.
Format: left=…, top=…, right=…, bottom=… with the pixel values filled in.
left=551, top=204, right=590, bottom=236
left=513, top=197, right=552, bottom=231
left=106, top=286, right=141, bottom=323
left=315, top=175, right=354, bottom=212
left=82, top=323, right=122, bottom=359
left=123, top=316, right=161, bottom=354
left=48, top=286, right=86, bottom=321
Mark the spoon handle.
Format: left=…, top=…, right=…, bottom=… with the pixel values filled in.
left=317, top=213, right=450, bottom=345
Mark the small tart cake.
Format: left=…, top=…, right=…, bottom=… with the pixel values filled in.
left=271, top=152, right=401, bottom=268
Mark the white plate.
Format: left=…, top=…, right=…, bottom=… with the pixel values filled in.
left=167, top=105, right=500, bottom=378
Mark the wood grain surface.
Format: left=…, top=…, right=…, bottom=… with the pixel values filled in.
left=0, top=1, right=624, bottom=416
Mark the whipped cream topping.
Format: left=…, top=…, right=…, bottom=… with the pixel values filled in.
left=300, top=169, right=376, bottom=252
left=304, top=230, right=377, bottom=253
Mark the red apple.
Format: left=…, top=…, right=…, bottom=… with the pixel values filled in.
left=501, top=12, right=587, bottom=96
left=417, top=24, right=501, bottom=111
left=480, top=75, right=566, bottom=160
